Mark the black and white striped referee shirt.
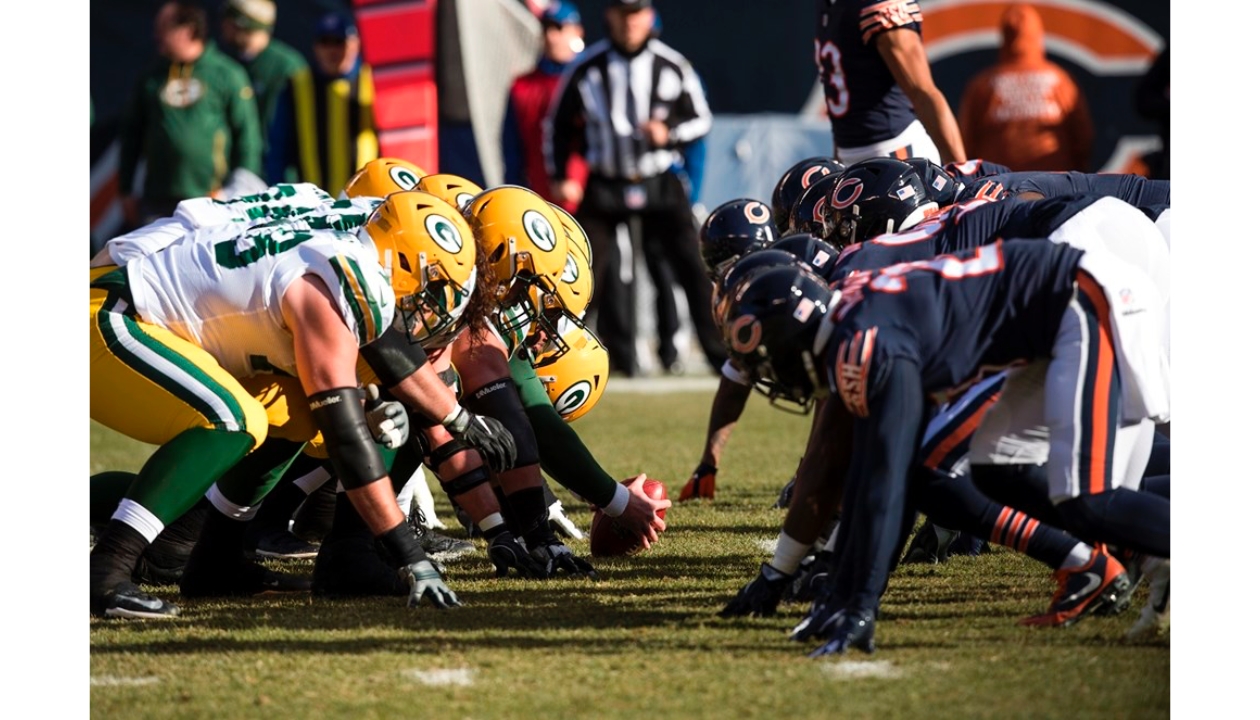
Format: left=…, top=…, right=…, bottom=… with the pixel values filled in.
left=543, top=38, right=712, bottom=183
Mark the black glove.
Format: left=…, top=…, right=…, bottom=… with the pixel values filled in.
left=783, top=551, right=832, bottom=604
left=719, top=563, right=791, bottom=618
left=444, top=407, right=517, bottom=473
left=789, top=592, right=847, bottom=643
left=402, top=559, right=461, bottom=609
left=487, top=532, right=548, bottom=578
left=808, top=608, right=877, bottom=657
left=530, top=541, right=599, bottom=580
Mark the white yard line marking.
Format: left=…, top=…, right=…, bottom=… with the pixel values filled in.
left=820, top=660, right=904, bottom=680
left=91, top=675, right=160, bottom=687
left=403, top=668, right=476, bottom=686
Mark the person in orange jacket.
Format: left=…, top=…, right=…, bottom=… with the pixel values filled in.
left=958, top=4, right=1094, bottom=172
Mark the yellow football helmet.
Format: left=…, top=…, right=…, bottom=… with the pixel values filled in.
left=533, top=324, right=610, bottom=422
left=549, top=203, right=592, bottom=271
left=464, top=186, right=570, bottom=339
left=343, top=157, right=427, bottom=199
left=361, top=190, right=478, bottom=347
left=542, top=234, right=593, bottom=324
left=417, top=174, right=484, bottom=213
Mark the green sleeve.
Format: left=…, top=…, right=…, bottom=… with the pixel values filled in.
left=226, top=66, right=264, bottom=176
left=509, top=356, right=619, bottom=508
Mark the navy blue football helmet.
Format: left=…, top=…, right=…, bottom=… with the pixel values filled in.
left=771, top=157, right=846, bottom=234
left=699, top=199, right=780, bottom=281
left=825, top=158, right=933, bottom=247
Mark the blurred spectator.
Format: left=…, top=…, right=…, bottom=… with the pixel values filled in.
left=1133, top=47, right=1170, bottom=180
left=118, top=0, right=262, bottom=227
left=958, top=4, right=1094, bottom=171
left=219, top=0, right=308, bottom=175
left=502, top=1, right=589, bottom=212
left=545, top=0, right=725, bottom=377
left=265, top=12, right=378, bottom=190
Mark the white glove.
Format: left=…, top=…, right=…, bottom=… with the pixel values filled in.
left=365, top=384, right=409, bottom=450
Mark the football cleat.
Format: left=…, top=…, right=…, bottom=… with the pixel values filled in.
left=180, top=555, right=312, bottom=598
left=678, top=463, right=716, bottom=502
left=409, top=506, right=477, bottom=562
left=249, top=528, right=320, bottom=560
left=790, top=592, right=848, bottom=642
left=1126, top=557, right=1170, bottom=640
left=93, top=582, right=180, bottom=620
left=1020, top=545, right=1130, bottom=627
left=547, top=500, right=586, bottom=540
left=901, top=522, right=961, bottom=565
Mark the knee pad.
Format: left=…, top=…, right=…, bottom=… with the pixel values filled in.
left=441, top=466, right=492, bottom=501
left=461, top=377, right=540, bottom=468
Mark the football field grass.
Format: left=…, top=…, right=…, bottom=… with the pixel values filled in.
left=89, top=383, right=1170, bottom=719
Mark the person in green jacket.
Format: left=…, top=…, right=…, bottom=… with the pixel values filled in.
left=118, top=1, right=263, bottom=227
left=218, top=0, right=308, bottom=178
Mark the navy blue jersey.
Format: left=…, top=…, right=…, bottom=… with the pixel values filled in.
left=822, top=239, right=1084, bottom=412
left=956, top=171, right=1171, bottom=209
left=826, top=193, right=1104, bottom=282
left=816, top=0, right=923, bottom=148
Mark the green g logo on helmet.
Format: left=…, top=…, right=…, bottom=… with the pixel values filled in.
left=561, top=253, right=579, bottom=284
left=425, top=214, right=463, bottom=254
left=389, top=166, right=422, bottom=191
left=522, top=209, right=558, bottom=252
left=554, top=380, right=593, bottom=418
left=455, top=192, right=475, bottom=211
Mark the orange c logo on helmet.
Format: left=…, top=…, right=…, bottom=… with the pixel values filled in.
left=832, top=178, right=863, bottom=209
left=744, top=202, right=771, bottom=224
left=800, top=165, right=831, bottom=188
left=728, top=314, right=763, bottom=354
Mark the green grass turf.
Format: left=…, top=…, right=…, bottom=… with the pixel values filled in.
left=90, top=389, right=1169, bottom=719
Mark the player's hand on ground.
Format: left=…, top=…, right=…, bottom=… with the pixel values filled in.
left=530, top=541, right=599, bottom=580
left=487, top=533, right=548, bottom=579
left=678, top=463, right=716, bottom=502
left=364, top=384, right=409, bottom=450
left=402, top=559, right=461, bottom=609
left=444, top=407, right=517, bottom=472
left=808, top=609, right=876, bottom=657
left=719, top=563, right=791, bottom=618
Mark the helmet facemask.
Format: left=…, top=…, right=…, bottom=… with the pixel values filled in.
left=394, top=254, right=474, bottom=346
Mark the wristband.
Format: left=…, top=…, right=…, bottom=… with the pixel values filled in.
left=769, top=530, right=813, bottom=575
left=601, top=482, right=630, bottom=518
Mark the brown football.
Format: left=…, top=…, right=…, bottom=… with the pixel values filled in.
left=589, top=478, right=668, bottom=557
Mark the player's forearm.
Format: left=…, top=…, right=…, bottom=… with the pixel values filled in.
left=700, top=377, right=753, bottom=467
left=909, top=88, right=967, bottom=165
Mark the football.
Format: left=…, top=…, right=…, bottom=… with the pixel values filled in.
left=589, top=478, right=668, bottom=557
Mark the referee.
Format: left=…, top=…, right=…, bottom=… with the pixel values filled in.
left=543, top=0, right=725, bottom=377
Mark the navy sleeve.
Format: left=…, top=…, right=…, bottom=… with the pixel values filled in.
left=833, top=356, right=924, bottom=612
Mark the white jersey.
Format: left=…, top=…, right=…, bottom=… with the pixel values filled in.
left=125, top=222, right=395, bottom=379
left=91, top=184, right=381, bottom=268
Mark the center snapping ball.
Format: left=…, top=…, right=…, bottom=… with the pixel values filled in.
left=589, top=478, right=668, bottom=557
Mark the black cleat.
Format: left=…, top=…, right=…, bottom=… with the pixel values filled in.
left=93, top=582, right=180, bottom=619
left=180, top=557, right=310, bottom=598
left=249, top=528, right=320, bottom=560
left=901, top=522, right=961, bottom=565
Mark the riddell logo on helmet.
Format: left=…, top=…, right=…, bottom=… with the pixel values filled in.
left=832, top=178, right=862, bottom=209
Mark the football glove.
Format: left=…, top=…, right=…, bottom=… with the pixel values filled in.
left=790, top=592, right=848, bottom=642
left=402, top=559, right=461, bottom=609
left=487, top=533, right=548, bottom=579
left=444, top=407, right=517, bottom=473
left=678, top=462, right=717, bottom=501
left=364, top=384, right=409, bottom=450
left=529, top=541, right=599, bottom=580
left=718, top=563, right=791, bottom=618
left=808, top=608, right=876, bottom=657
left=782, top=551, right=831, bottom=604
